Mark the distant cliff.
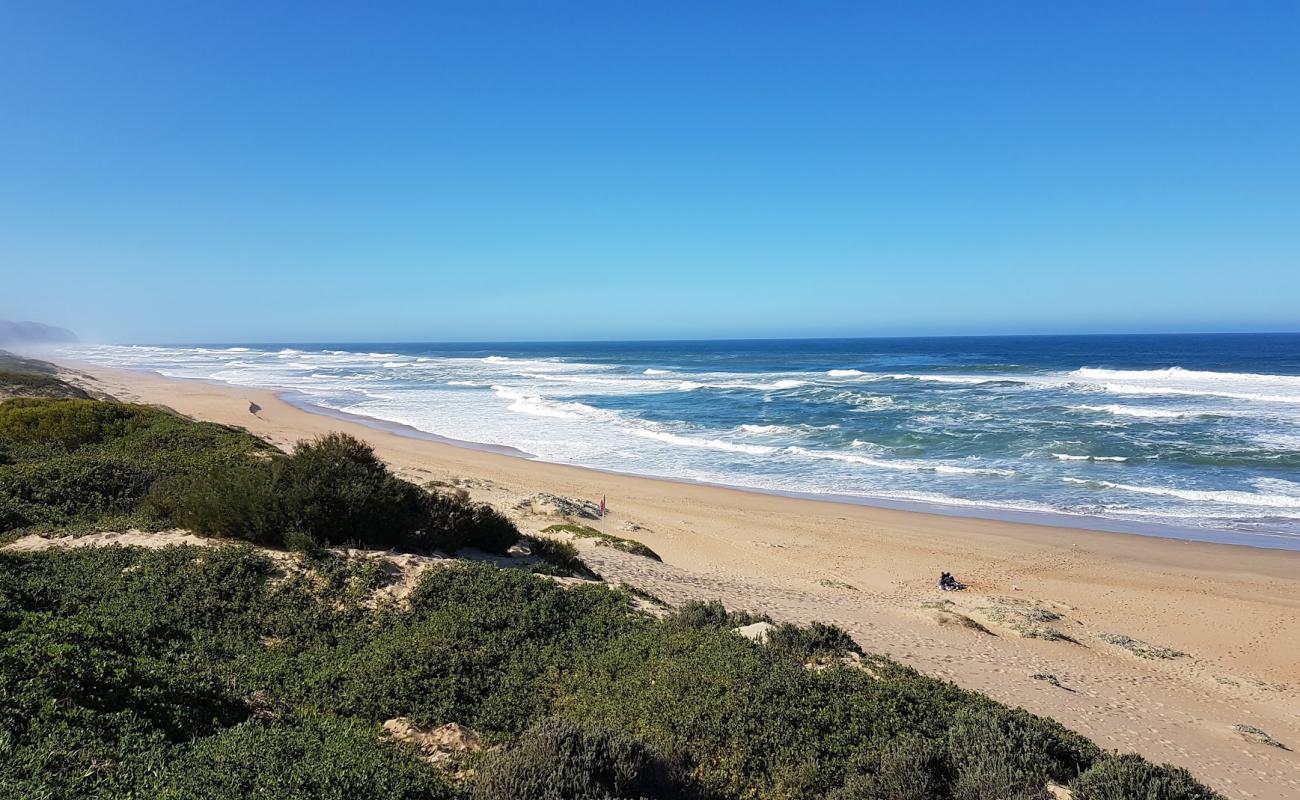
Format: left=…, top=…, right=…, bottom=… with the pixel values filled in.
left=0, top=320, right=78, bottom=345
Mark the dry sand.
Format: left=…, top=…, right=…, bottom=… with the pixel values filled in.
left=47, top=362, right=1300, bottom=798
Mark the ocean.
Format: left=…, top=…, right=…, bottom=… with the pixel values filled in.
left=62, top=333, right=1300, bottom=549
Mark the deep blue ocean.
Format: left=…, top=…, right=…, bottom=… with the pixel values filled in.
left=65, top=333, right=1300, bottom=548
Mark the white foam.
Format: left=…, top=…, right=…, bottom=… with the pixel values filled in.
left=483, top=356, right=511, bottom=363
left=643, top=368, right=671, bottom=375
left=632, top=429, right=778, bottom=455
left=1063, top=477, right=1300, bottom=510
left=1053, top=453, right=1128, bottom=462
left=490, top=385, right=611, bottom=420
left=675, top=378, right=808, bottom=392
left=1255, top=432, right=1300, bottom=450
left=827, top=369, right=868, bottom=377
left=738, top=424, right=795, bottom=434
left=1070, top=404, right=1202, bottom=420
left=787, top=447, right=1014, bottom=476
left=889, top=374, right=1003, bottom=385
left=1069, top=367, right=1300, bottom=404
left=447, top=380, right=476, bottom=386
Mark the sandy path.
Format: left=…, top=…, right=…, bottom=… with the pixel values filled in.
left=47, top=362, right=1300, bottom=798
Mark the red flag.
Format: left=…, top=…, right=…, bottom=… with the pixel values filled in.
left=599, top=496, right=605, bottom=517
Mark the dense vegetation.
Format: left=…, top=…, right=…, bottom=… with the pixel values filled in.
left=1, top=397, right=518, bottom=555
left=0, top=388, right=1223, bottom=799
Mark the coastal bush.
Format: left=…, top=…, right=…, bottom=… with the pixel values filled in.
left=0, top=527, right=1223, bottom=800
left=0, top=397, right=271, bottom=531
left=162, top=430, right=517, bottom=553
left=947, top=705, right=1099, bottom=792
left=0, top=397, right=150, bottom=450
left=524, top=535, right=598, bottom=578
left=826, top=736, right=948, bottom=800
left=0, top=367, right=90, bottom=399
left=766, top=620, right=863, bottom=662
left=149, top=716, right=460, bottom=800
left=1, top=454, right=156, bottom=525
left=1070, top=754, right=1223, bottom=800
left=276, top=433, right=427, bottom=546
left=425, top=490, right=520, bottom=553
left=667, top=598, right=770, bottom=629
left=472, top=718, right=699, bottom=800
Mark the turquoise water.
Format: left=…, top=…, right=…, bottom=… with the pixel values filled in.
left=64, top=333, right=1300, bottom=548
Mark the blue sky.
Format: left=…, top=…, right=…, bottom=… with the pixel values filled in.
left=2, top=1, right=1297, bottom=343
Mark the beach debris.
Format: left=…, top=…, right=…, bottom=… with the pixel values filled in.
left=1232, top=724, right=1288, bottom=749
left=1031, top=672, right=1062, bottom=687
left=734, top=621, right=776, bottom=643
left=818, top=578, right=858, bottom=591
left=513, top=492, right=601, bottom=519
left=619, top=520, right=647, bottom=532
left=1097, top=632, right=1185, bottom=660
left=381, top=719, right=485, bottom=765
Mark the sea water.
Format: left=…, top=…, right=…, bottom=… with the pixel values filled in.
left=62, top=333, right=1300, bottom=549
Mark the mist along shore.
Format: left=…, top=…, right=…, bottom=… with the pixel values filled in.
left=58, top=358, right=1300, bottom=798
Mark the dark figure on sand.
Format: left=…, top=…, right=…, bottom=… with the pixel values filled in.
left=247, top=401, right=261, bottom=417
left=938, top=572, right=966, bottom=591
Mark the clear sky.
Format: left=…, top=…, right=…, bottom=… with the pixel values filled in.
left=2, top=1, right=1297, bottom=343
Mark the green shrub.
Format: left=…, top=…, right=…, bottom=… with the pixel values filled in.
left=152, top=460, right=284, bottom=544
left=0, top=493, right=30, bottom=532
left=162, top=432, right=516, bottom=554
left=276, top=433, right=427, bottom=547
left=425, top=491, right=520, bottom=554
left=472, top=718, right=698, bottom=800
left=0, top=398, right=150, bottom=450
left=947, top=705, right=1099, bottom=799
left=666, top=598, right=732, bottom=628
left=766, top=620, right=863, bottom=661
left=828, top=736, right=948, bottom=800
left=525, top=535, right=597, bottom=578
left=149, top=715, right=459, bottom=800
left=1, top=455, right=156, bottom=524
left=0, top=397, right=271, bottom=532
left=163, top=433, right=427, bottom=550
left=1071, top=754, right=1224, bottom=800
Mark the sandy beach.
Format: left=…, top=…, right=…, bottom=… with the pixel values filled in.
left=58, top=360, right=1300, bottom=799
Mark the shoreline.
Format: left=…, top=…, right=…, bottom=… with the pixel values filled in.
left=75, top=356, right=1300, bottom=553
left=283, top=390, right=1300, bottom=552
left=285, top=389, right=1300, bottom=552
left=43, top=358, right=1300, bottom=797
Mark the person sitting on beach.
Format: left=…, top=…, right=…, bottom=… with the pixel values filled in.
left=938, top=572, right=965, bottom=591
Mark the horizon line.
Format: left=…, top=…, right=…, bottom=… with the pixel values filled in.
left=85, top=328, right=1300, bottom=348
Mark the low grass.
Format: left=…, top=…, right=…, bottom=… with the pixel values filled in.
left=1098, top=632, right=1186, bottom=660
left=1232, top=724, right=1288, bottom=749
left=541, top=523, right=661, bottom=561
left=980, top=600, right=1079, bottom=643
